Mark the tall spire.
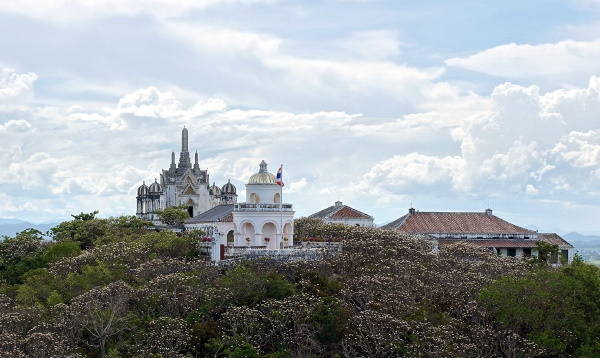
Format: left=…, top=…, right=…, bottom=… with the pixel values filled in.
left=194, top=150, right=199, bottom=170
left=182, top=126, right=189, bottom=152
left=169, top=151, right=176, bottom=171
left=178, top=126, right=192, bottom=170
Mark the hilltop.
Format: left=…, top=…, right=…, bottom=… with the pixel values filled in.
left=1, top=213, right=599, bottom=357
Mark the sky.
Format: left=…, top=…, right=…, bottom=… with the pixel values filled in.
left=1, top=0, right=600, bottom=235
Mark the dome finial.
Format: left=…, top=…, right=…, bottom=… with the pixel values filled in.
left=259, top=160, right=268, bottom=173
left=248, top=161, right=277, bottom=184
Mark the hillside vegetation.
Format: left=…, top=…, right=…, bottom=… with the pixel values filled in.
left=1, top=213, right=600, bottom=357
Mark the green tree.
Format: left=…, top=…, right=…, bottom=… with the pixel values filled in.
left=50, top=210, right=110, bottom=249
left=42, top=240, right=82, bottom=263
left=0, top=229, right=47, bottom=285
left=479, top=261, right=600, bottom=356
left=534, top=241, right=561, bottom=265
left=156, top=206, right=191, bottom=227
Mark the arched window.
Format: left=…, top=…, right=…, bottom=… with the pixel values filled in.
left=250, top=193, right=260, bottom=204
left=274, top=193, right=281, bottom=203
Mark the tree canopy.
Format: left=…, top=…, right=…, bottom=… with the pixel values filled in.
left=0, top=214, right=598, bottom=357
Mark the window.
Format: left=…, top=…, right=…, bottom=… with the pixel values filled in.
left=561, top=250, right=569, bottom=262
left=523, top=248, right=531, bottom=257
left=507, top=248, right=516, bottom=257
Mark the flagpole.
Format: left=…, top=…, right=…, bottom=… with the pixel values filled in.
left=280, top=164, right=283, bottom=248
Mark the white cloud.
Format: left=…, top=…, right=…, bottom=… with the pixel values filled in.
left=525, top=184, right=538, bottom=196
left=551, top=130, right=600, bottom=168
left=0, top=119, right=32, bottom=132
left=163, top=22, right=449, bottom=115
left=352, top=153, right=465, bottom=194
left=286, top=178, right=308, bottom=194
left=446, top=40, right=600, bottom=80
left=351, top=77, right=600, bottom=204
left=0, top=68, right=38, bottom=103
left=1, top=64, right=600, bottom=232
left=117, top=87, right=183, bottom=118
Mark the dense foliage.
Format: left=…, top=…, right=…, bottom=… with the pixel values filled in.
left=0, top=213, right=598, bottom=357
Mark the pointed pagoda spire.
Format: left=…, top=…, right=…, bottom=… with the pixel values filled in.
left=194, top=150, right=200, bottom=170
left=178, top=126, right=192, bottom=170
left=182, top=126, right=189, bottom=152
left=169, top=151, right=176, bottom=171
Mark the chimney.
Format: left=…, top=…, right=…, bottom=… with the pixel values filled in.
left=485, top=208, right=493, bottom=215
left=409, top=207, right=416, bottom=214
left=335, top=201, right=342, bottom=207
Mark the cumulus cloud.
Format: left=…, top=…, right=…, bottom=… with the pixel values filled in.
left=0, top=68, right=38, bottom=103
left=117, top=87, right=183, bottom=118
left=352, top=153, right=465, bottom=194
left=286, top=178, right=308, bottom=194
left=352, top=77, right=600, bottom=206
left=0, top=119, right=32, bottom=132
left=1, top=64, right=600, bottom=232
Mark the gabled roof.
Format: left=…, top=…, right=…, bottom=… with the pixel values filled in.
left=538, top=233, right=574, bottom=249
left=382, top=209, right=534, bottom=236
left=309, top=201, right=373, bottom=220
left=185, top=204, right=234, bottom=224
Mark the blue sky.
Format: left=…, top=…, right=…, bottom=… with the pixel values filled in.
left=1, top=0, right=600, bottom=235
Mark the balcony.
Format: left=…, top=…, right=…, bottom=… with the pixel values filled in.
left=234, top=203, right=294, bottom=212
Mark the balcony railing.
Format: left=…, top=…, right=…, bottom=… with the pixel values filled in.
left=234, top=203, right=293, bottom=211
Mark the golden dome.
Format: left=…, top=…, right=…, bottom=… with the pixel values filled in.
left=248, top=160, right=277, bottom=184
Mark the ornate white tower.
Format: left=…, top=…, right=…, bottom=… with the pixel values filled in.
left=232, top=161, right=294, bottom=248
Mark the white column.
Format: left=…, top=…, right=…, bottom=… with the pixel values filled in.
left=254, top=233, right=262, bottom=247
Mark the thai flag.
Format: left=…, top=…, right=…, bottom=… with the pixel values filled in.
left=276, top=166, right=284, bottom=186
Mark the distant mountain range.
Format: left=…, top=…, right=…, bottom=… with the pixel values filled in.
left=524, top=225, right=600, bottom=249
left=0, top=219, right=60, bottom=238
left=563, top=232, right=600, bottom=249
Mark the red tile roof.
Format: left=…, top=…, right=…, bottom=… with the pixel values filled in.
left=309, top=202, right=373, bottom=220
left=538, top=233, right=574, bottom=249
left=382, top=211, right=534, bottom=236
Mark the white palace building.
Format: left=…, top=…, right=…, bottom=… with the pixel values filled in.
left=137, top=128, right=295, bottom=254
left=137, top=128, right=573, bottom=262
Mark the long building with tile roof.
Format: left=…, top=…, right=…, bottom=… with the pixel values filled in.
left=383, top=208, right=574, bottom=262
left=309, top=201, right=374, bottom=227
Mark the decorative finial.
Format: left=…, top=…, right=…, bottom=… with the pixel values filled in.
left=259, top=160, right=268, bottom=173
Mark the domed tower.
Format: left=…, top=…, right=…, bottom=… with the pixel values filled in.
left=247, top=160, right=277, bottom=185
left=221, top=179, right=238, bottom=204
left=147, top=179, right=164, bottom=216
left=232, top=160, right=294, bottom=249
left=136, top=182, right=149, bottom=216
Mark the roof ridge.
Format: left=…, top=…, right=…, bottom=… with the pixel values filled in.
left=338, top=204, right=373, bottom=219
